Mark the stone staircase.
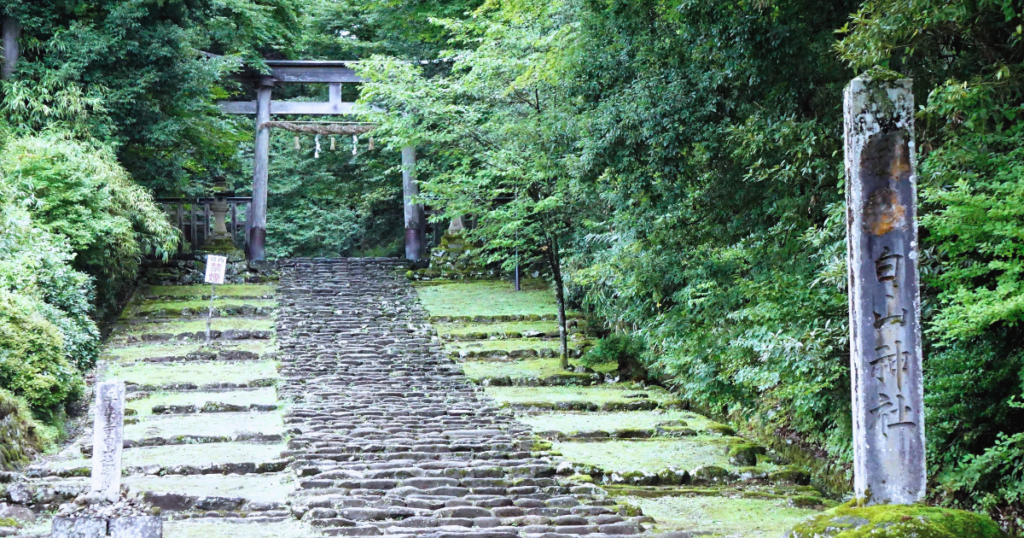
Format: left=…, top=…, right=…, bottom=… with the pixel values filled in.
left=276, top=258, right=648, bottom=537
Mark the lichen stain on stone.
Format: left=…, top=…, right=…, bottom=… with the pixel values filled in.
left=864, top=188, right=906, bottom=236
left=860, top=130, right=912, bottom=237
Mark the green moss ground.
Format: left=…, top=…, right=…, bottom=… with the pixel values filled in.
left=133, top=298, right=277, bottom=315
left=106, top=341, right=274, bottom=362
left=121, top=442, right=286, bottom=467
left=555, top=438, right=764, bottom=473
left=788, top=503, right=1006, bottom=538
left=125, top=412, right=284, bottom=440
left=484, top=384, right=679, bottom=406
left=46, top=441, right=285, bottom=470
left=627, top=495, right=822, bottom=536
left=449, top=339, right=590, bottom=353
left=415, top=280, right=568, bottom=318
left=126, top=474, right=296, bottom=504
left=126, top=387, right=278, bottom=417
left=519, top=410, right=713, bottom=432
left=164, top=520, right=318, bottom=538
left=146, top=284, right=276, bottom=299
left=108, top=361, right=278, bottom=386
left=461, top=358, right=617, bottom=380
left=118, top=318, right=276, bottom=337
left=438, top=321, right=562, bottom=337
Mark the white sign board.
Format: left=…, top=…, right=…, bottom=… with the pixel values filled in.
left=204, top=255, right=227, bottom=285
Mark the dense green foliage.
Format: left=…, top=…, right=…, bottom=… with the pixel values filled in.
left=0, top=135, right=179, bottom=309
left=354, top=0, right=1024, bottom=528
left=1, top=0, right=301, bottom=194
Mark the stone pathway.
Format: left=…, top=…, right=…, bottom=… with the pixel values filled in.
left=276, top=258, right=647, bottom=537
left=9, top=256, right=828, bottom=537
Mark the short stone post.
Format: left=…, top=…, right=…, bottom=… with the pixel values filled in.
left=52, top=381, right=161, bottom=538
left=91, top=381, right=126, bottom=502
left=843, top=77, right=926, bottom=505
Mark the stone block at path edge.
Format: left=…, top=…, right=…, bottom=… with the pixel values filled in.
left=786, top=503, right=1005, bottom=538
left=52, top=517, right=162, bottom=538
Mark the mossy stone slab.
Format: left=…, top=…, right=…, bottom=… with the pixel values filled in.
left=48, top=442, right=286, bottom=470
left=438, top=321, right=562, bottom=338
left=126, top=474, right=297, bottom=504
left=626, top=494, right=823, bottom=536
left=125, top=412, right=284, bottom=440
left=164, top=519, right=317, bottom=538
left=116, top=318, right=276, bottom=338
left=146, top=284, right=276, bottom=299
left=787, top=503, right=1007, bottom=538
left=109, top=361, right=278, bottom=387
left=554, top=438, right=767, bottom=474
left=134, top=299, right=277, bottom=315
left=520, top=411, right=714, bottom=433
left=484, top=384, right=680, bottom=407
left=127, top=388, right=278, bottom=417
left=107, top=341, right=275, bottom=363
left=461, top=358, right=616, bottom=381
left=415, top=279, right=567, bottom=318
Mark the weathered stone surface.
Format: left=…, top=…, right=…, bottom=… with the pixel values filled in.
left=91, top=381, right=126, bottom=502
left=843, top=77, right=926, bottom=505
left=270, top=259, right=644, bottom=536
left=109, top=516, right=162, bottom=538
left=52, top=517, right=107, bottom=538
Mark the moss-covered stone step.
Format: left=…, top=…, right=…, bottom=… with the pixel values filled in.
left=81, top=433, right=284, bottom=456
left=111, top=318, right=276, bottom=343
left=553, top=437, right=753, bottom=473
left=123, top=329, right=275, bottom=344
left=42, top=442, right=288, bottom=477
left=125, top=299, right=277, bottom=320
left=128, top=474, right=296, bottom=506
left=557, top=461, right=812, bottom=488
left=415, top=279, right=566, bottom=319
left=788, top=503, right=1006, bottom=538
left=431, top=313, right=577, bottom=323
left=112, top=360, right=278, bottom=388
left=538, top=426, right=690, bottom=441
left=143, top=284, right=276, bottom=300
left=125, top=411, right=284, bottom=440
left=620, top=493, right=829, bottom=536
left=520, top=410, right=715, bottom=433
left=126, top=379, right=278, bottom=395
left=163, top=517, right=318, bottom=537
left=151, top=402, right=280, bottom=415
left=462, top=358, right=617, bottom=386
left=125, top=387, right=278, bottom=417
left=105, top=341, right=274, bottom=363
left=438, top=320, right=567, bottom=341
left=448, top=339, right=591, bottom=360
left=485, top=385, right=684, bottom=413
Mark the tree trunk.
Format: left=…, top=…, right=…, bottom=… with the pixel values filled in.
left=546, top=235, right=569, bottom=370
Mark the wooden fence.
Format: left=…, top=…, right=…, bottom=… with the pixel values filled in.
left=157, top=198, right=251, bottom=255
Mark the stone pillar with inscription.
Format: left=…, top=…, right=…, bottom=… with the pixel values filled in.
left=844, top=77, right=926, bottom=505
left=90, top=381, right=126, bottom=503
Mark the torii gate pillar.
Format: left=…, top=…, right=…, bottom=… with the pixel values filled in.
left=402, top=146, right=426, bottom=262
left=249, top=78, right=273, bottom=261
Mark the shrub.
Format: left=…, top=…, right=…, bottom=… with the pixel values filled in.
left=0, top=179, right=100, bottom=371
left=0, top=134, right=179, bottom=311
left=581, top=333, right=647, bottom=381
left=0, top=290, right=83, bottom=413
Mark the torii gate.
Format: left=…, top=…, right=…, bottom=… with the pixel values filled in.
left=217, top=60, right=425, bottom=262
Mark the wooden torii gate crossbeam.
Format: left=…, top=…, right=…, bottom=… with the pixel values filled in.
left=217, top=60, right=425, bottom=262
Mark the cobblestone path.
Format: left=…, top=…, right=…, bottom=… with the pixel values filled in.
left=277, top=258, right=648, bottom=537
